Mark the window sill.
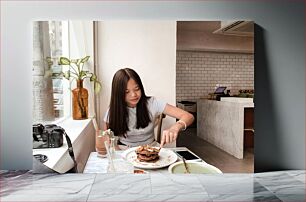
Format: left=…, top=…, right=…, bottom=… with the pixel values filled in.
left=33, top=118, right=95, bottom=173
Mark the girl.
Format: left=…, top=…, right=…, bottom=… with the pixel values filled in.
left=102, top=68, right=194, bottom=148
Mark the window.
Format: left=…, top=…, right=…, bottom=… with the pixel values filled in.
left=33, top=21, right=95, bottom=124
left=33, top=21, right=70, bottom=123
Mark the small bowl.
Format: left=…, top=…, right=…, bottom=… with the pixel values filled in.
left=168, top=161, right=222, bottom=174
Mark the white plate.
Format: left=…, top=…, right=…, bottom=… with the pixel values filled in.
left=122, top=147, right=178, bottom=169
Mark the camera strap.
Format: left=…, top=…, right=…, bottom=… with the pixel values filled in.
left=63, top=131, right=78, bottom=173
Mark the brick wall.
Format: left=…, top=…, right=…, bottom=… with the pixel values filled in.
left=176, top=51, right=254, bottom=102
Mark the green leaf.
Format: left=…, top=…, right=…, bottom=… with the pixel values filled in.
left=76, top=59, right=82, bottom=65
left=94, top=81, right=101, bottom=94
left=79, top=71, right=87, bottom=78
left=90, top=74, right=97, bottom=82
left=63, top=71, right=70, bottom=79
left=81, top=56, right=90, bottom=63
left=59, top=57, right=70, bottom=65
left=52, top=72, right=62, bottom=79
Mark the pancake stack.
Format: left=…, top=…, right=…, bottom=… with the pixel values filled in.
left=135, top=145, right=160, bottom=162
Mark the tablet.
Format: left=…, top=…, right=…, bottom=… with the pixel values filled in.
left=214, top=86, right=227, bottom=94
left=175, top=150, right=202, bottom=162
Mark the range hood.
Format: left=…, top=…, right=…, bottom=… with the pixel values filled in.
left=213, top=21, right=254, bottom=37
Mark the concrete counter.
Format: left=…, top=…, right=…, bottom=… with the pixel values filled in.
left=197, top=99, right=254, bottom=159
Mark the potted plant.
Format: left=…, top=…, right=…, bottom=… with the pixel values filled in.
left=59, top=56, right=101, bottom=120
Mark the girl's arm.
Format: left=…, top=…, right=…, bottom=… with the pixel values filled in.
left=160, top=104, right=194, bottom=147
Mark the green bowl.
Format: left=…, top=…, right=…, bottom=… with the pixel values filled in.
left=168, top=162, right=222, bottom=174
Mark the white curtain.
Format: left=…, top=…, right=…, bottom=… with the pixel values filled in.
left=68, top=21, right=96, bottom=119
left=32, top=21, right=55, bottom=123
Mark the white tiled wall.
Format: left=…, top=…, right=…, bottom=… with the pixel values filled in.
left=176, top=51, right=254, bottom=102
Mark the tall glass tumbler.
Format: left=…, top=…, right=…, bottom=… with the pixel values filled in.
left=95, top=130, right=109, bottom=158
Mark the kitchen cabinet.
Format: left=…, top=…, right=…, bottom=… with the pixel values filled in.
left=244, top=108, right=254, bottom=148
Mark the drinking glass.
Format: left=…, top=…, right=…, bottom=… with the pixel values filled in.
left=105, top=137, right=134, bottom=173
left=95, top=130, right=109, bottom=157
left=107, top=157, right=134, bottom=174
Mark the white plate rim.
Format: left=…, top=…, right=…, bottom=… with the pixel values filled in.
left=168, top=161, right=223, bottom=174
left=122, top=147, right=178, bottom=169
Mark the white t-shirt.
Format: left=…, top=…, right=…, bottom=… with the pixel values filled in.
left=103, top=97, right=166, bottom=147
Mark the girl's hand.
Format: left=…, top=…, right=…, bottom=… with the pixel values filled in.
left=160, top=128, right=179, bottom=147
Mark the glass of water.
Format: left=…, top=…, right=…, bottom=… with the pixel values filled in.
left=107, top=158, right=134, bottom=174
left=96, top=130, right=109, bottom=157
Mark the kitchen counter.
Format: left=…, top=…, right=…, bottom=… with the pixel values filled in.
left=197, top=98, right=254, bottom=159
left=220, top=97, right=254, bottom=104
left=1, top=170, right=304, bottom=201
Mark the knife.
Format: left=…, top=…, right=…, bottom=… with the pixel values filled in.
left=182, top=157, right=190, bottom=174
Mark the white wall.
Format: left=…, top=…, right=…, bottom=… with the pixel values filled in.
left=97, top=21, right=177, bottom=137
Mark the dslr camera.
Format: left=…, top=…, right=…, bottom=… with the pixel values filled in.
left=33, top=124, right=64, bottom=149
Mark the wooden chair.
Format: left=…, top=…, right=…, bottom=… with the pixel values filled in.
left=155, top=113, right=166, bottom=143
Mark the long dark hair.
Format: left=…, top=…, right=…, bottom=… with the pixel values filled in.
left=108, top=68, right=151, bottom=137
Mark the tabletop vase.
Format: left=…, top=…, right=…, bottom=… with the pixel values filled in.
left=72, top=79, right=88, bottom=120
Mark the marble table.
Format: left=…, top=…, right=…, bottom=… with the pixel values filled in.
left=1, top=170, right=305, bottom=201
left=83, top=147, right=206, bottom=174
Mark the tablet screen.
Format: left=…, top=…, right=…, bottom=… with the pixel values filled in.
left=214, top=87, right=226, bottom=94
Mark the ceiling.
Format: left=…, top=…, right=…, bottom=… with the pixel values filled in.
left=177, top=21, right=221, bottom=33
left=177, top=21, right=254, bottom=34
